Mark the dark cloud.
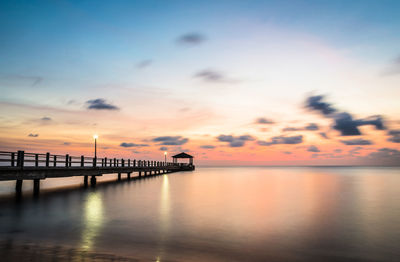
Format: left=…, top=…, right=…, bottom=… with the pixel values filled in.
left=307, top=145, right=320, bottom=152
left=28, top=133, right=39, bottom=137
left=152, top=136, right=189, bottom=145
left=63, top=142, right=70, bottom=145
left=306, top=95, right=336, bottom=115
left=177, top=32, right=206, bottom=45
left=41, top=116, right=51, bottom=121
left=283, top=151, right=292, bottom=155
left=120, top=142, right=149, bottom=147
left=137, top=60, right=152, bottom=69
left=388, top=129, right=400, bottom=143
left=200, top=145, right=216, bottom=149
left=159, top=147, right=168, bottom=151
left=349, top=146, right=363, bottom=155
left=258, top=135, right=303, bottom=146
left=340, top=139, right=373, bottom=145
left=217, top=134, right=255, bottom=147
left=306, top=95, right=385, bottom=136
left=256, top=118, right=274, bottom=124
left=86, top=99, right=119, bottom=110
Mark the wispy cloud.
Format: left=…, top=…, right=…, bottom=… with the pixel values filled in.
left=255, top=117, right=274, bottom=124
left=41, top=116, right=52, bottom=121
left=217, top=135, right=255, bottom=147
left=177, top=32, right=206, bottom=46
left=152, top=136, right=189, bottom=145
left=28, top=133, right=39, bottom=137
left=137, top=59, right=152, bottom=69
left=340, top=139, right=373, bottom=145
left=86, top=99, right=119, bottom=110
left=120, top=142, right=149, bottom=147
left=307, top=145, right=320, bottom=152
left=258, top=135, right=303, bottom=146
left=200, top=145, right=216, bottom=149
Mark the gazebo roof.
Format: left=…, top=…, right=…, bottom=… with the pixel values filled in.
left=172, top=152, right=193, bottom=159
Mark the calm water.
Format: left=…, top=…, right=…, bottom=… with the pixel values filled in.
left=0, top=167, right=399, bottom=261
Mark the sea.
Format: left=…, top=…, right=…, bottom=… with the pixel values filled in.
left=0, top=166, right=399, bottom=261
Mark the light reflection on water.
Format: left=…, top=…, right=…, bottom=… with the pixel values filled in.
left=81, top=191, right=104, bottom=251
left=0, top=167, right=399, bottom=261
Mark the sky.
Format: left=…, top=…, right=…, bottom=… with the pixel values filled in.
left=0, top=0, right=400, bottom=166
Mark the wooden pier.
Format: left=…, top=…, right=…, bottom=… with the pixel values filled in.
left=0, top=151, right=195, bottom=195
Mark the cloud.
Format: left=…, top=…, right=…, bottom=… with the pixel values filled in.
left=388, top=129, right=400, bottom=143
left=86, top=99, right=119, bottom=110
left=194, top=69, right=225, bottom=82
left=283, top=151, right=292, bottom=155
left=137, top=60, right=152, bottom=69
left=258, top=135, right=303, bottom=146
left=282, top=127, right=301, bottom=132
left=305, top=123, right=319, bottom=131
left=256, top=118, right=274, bottom=124
left=0, top=74, right=43, bottom=87
left=200, top=145, right=216, bottom=149
left=177, top=32, right=206, bottom=45
left=340, top=139, right=373, bottom=145
left=28, top=133, right=39, bottom=137
left=333, top=113, right=385, bottom=136
left=120, top=142, right=149, bottom=147
left=159, top=146, right=168, bottom=151
left=282, top=123, right=319, bottom=132
left=362, top=148, right=400, bottom=165
left=307, top=145, right=320, bottom=152
left=217, top=134, right=255, bottom=147
left=152, top=136, right=189, bottom=145
left=63, top=142, right=70, bottom=145
left=319, top=132, right=329, bottom=139
left=41, top=116, right=51, bottom=121
left=306, top=95, right=336, bottom=116
left=306, top=95, right=385, bottom=136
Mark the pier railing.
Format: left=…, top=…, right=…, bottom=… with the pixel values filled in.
left=0, top=151, right=176, bottom=168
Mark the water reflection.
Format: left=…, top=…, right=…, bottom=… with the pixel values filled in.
left=81, top=191, right=104, bottom=251
left=157, top=175, right=170, bottom=260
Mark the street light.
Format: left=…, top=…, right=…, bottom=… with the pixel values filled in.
left=93, top=134, right=98, bottom=159
left=164, top=151, right=167, bottom=164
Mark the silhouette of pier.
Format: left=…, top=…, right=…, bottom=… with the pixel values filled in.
left=0, top=150, right=195, bottom=195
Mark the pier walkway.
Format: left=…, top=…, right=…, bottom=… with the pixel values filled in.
left=0, top=150, right=195, bottom=195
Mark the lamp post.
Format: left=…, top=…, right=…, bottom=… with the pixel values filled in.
left=93, top=134, right=98, bottom=160
left=164, top=151, right=167, bottom=164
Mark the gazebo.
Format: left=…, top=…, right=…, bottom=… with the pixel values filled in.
left=172, top=152, right=194, bottom=166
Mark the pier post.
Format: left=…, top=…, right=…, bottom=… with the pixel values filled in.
left=104, top=157, right=107, bottom=167
left=35, top=154, right=39, bottom=167
left=127, top=172, right=131, bottom=180
left=53, top=155, right=57, bottom=167
left=11, top=152, right=15, bottom=167
left=90, top=176, right=96, bottom=187
left=16, top=151, right=24, bottom=193
left=33, top=179, right=40, bottom=196
left=45, top=152, right=50, bottom=167
left=139, top=171, right=142, bottom=177
left=118, top=173, right=121, bottom=181
left=122, top=159, right=124, bottom=167
left=65, top=154, right=69, bottom=167
left=133, top=159, right=136, bottom=167
left=128, top=159, right=130, bottom=167
left=81, top=156, right=84, bottom=167
left=84, top=175, right=88, bottom=187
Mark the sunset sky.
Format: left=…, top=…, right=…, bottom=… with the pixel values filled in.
left=1, top=0, right=400, bottom=165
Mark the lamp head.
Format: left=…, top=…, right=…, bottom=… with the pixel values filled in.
left=164, top=151, right=167, bottom=155
left=93, top=134, right=98, bottom=139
